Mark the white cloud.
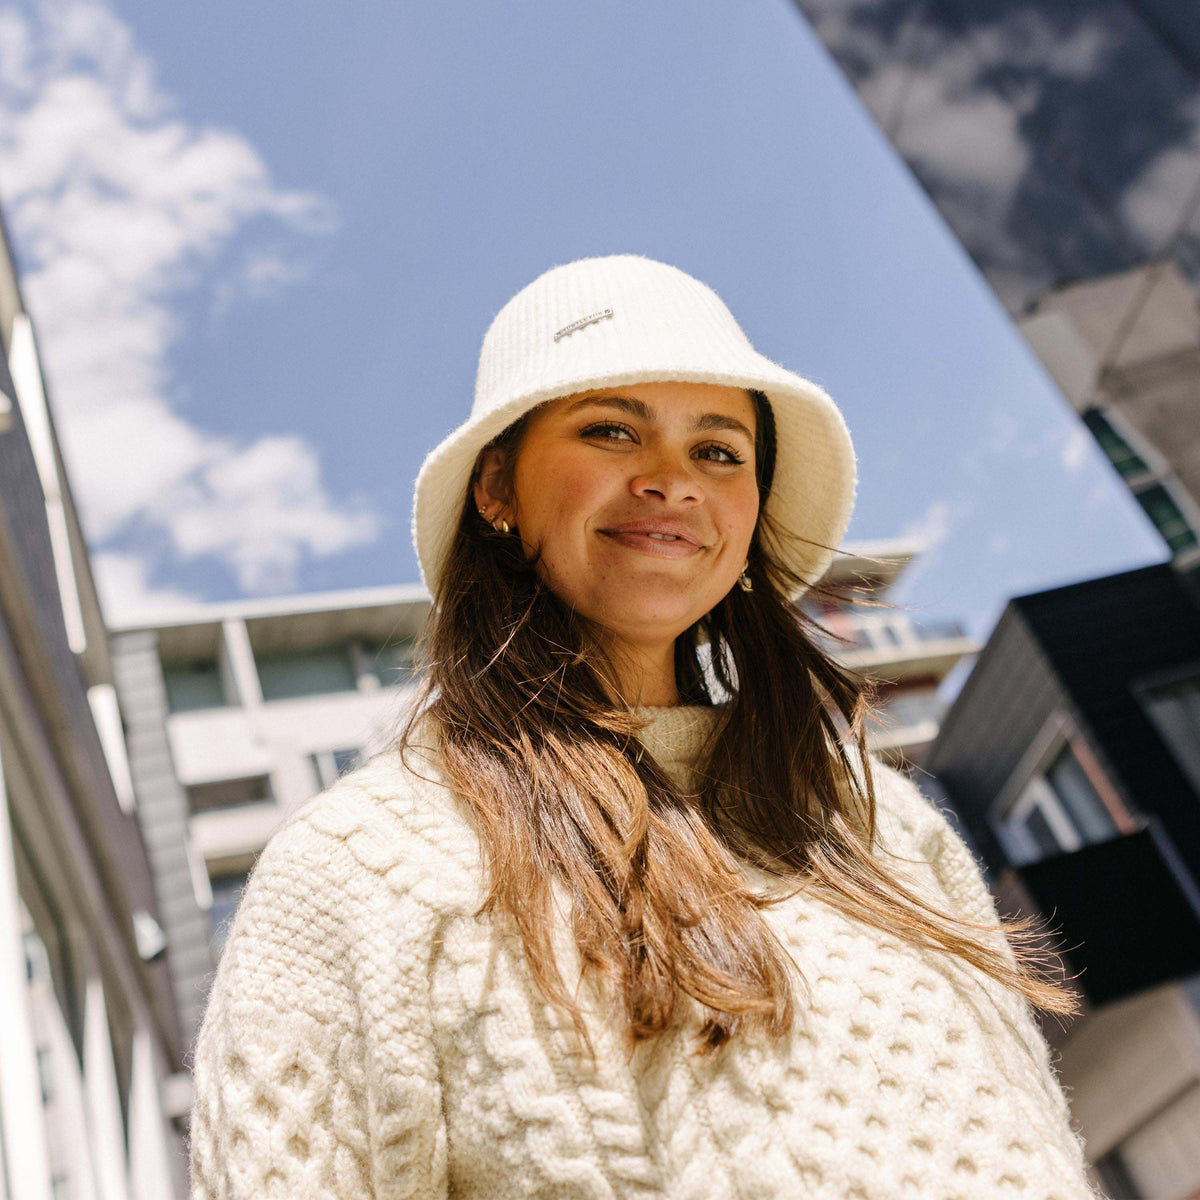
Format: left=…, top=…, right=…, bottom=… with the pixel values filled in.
left=1119, top=103, right=1200, bottom=251
left=0, top=8, right=33, bottom=90
left=902, top=498, right=955, bottom=553
left=211, top=247, right=312, bottom=319
left=1060, top=423, right=1092, bottom=473
left=0, top=0, right=378, bottom=606
left=165, top=435, right=381, bottom=594
left=91, top=549, right=200, bottom=625
left=894, top=496, right=975, bottom=596
left=898, top=74, right=1031, bottom=198
left=806, top=2, right=1118, bottom=310
left=987, top=410, right=1020, bottom=455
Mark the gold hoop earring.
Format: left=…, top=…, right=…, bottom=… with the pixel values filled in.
left=496, top=518, right=510, bottom=535
left=737, top=563, right=753, bottom=593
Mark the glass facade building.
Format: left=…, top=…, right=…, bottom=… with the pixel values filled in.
left=792, top=0, right=1200, bottom=563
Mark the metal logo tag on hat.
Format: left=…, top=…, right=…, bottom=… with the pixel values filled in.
left=554, top=308, right=614, bottom=342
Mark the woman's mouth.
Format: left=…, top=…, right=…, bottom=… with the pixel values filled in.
left=597, top=529, right=703, bottom=558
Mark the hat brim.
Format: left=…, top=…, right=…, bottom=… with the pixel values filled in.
left=412, top=355, right=856, bottom=602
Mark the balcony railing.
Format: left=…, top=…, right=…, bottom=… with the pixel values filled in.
left=870, top=689, right=946, bottom=730
left=814, top=616, right=969, bottom=655
left=1003, top=820, right=1200, bottom=1006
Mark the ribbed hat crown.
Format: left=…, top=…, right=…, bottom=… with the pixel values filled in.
left=476, top=256, right=758, bottom=415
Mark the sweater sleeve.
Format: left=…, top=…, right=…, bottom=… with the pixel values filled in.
left=871, top=758, right=1104, bottom=1196
left=187, top=803, right=450, bottom=1200
left=870, top=758, right=1011, bottom=941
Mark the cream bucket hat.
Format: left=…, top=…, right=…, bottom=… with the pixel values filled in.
left=412, top=254, right=856, bottom=599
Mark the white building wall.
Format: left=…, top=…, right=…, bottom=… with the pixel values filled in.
left=168, top=684, right=412, bottom=810
left=0, top=743, right=54, bottom=1200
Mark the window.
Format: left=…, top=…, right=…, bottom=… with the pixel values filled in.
left=1136, top=669, right=1200, bottom=793
left=162, top=659, right=226, bottom=713
left=310, top=747, right=363, bottom=791
left=1082, top=407, right=1151, bottom=480
left=913, top=617, right=966, bottom=641
left=845, top=617, right=927, bottom=653
left=998, top=741, right=1119, bottom=865
left=185, top=774, right=274, bottom=815
left=1080, top=407, right=1200, bottom=558
left=361, top=638, right=416, bottom=687
left=209, top=869, right=252, bottom=958
left=256, top=646, right=357, bottom=701
left=1133, top=482, right=1199, bottom=553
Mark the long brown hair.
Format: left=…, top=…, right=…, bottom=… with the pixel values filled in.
left=399, top=390, right=1076, bottom=1067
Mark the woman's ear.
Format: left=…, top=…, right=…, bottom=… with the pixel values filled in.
left=472, top=447, right=514, bottom=521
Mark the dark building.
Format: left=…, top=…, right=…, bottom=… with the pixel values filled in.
left=925, top=562, right=1200, bottom=1196
left=792, top=0, right=1200, bottom=565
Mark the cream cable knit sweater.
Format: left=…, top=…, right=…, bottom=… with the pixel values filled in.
left=188, top=706, right=1099, bottom=1199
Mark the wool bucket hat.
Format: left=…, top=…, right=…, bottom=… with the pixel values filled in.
left=412, top=254, right=856, bottom=599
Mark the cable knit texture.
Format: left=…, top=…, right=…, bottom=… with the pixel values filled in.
left=189, top=706, right=1099, bottom=1199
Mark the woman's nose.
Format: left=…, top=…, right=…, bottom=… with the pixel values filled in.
left=629, top=452, right=703, bottom=505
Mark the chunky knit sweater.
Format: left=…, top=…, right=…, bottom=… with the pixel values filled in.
left=188, top=705, right=1099, bottom=1199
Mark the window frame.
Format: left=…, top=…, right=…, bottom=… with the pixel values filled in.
left=309, top=747, right=364, bottom=791
left=254, top=643, right=360, bottom=703
left=989, top=712, right=1131, bottom=866
left=1080, top=403, right=1200, bottom=564
left=1132, top=659, right=1200, bottom=793
left=161, top=657, right=229, bottom=714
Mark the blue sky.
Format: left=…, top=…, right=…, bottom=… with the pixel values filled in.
left=0, top=0, right=1164, bottom=654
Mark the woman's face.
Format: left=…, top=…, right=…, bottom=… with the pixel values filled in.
left=473, top=380, right=760, bottom=656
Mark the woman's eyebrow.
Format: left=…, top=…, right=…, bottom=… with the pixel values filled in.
left=564, top=395, right=653, bottom=421
left=690, top=411, right=755, bottom=441
left=564, top=396, right=754, bottom=441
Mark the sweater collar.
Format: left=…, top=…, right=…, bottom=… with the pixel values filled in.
left=632, top=704, right=724, bottom=788
left=408, top=703, right=725, bottom=790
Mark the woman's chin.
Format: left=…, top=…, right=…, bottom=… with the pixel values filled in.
left=587, top=593, right=713, bottom=643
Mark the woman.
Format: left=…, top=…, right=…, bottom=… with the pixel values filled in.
left=189, top=255, right=1099, bottom=1199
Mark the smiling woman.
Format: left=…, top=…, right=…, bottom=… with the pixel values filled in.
left=472, top=381, right=763, bottom=704
left=189, top=256, right=1099, bottom=1200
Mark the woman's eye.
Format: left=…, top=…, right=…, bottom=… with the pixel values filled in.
left=581, top=421, right=635, bottom=442
left=695, top=442, right=745, bottom=465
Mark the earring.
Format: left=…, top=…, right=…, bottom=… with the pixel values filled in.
left=737, top=563, right=753, bottom=593
left=478, top=503, right=511, bottom=534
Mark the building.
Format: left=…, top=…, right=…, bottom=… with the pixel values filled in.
left=810, top=537, right=980, bottom=766
left=925, top=562, right=1200, bottom=1199
left=1020, top=259, right=1200, bottom=569
left=0, top=216, right=185, bottom=1196
left=108, top=586, right=430, bottom=1049
left=791, top=0, right=1200, bottom=560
